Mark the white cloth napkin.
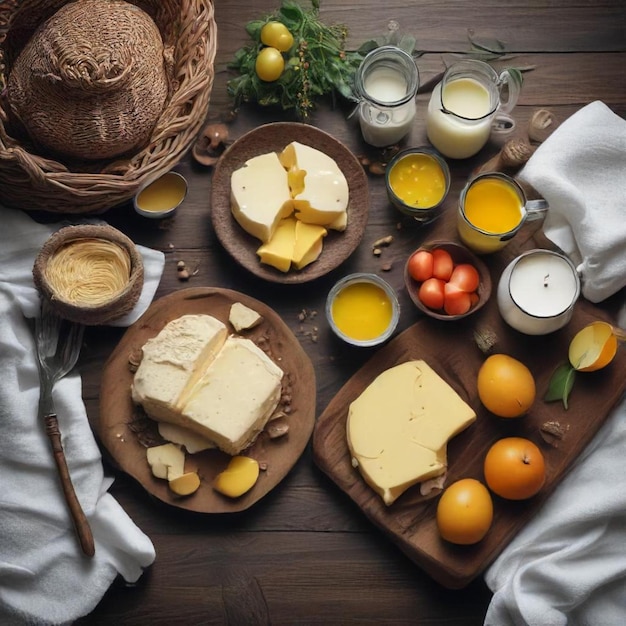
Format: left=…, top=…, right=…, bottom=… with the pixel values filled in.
left=0, top=207, right=163, bottom=625
left=518, top=100, right=626, bottom=303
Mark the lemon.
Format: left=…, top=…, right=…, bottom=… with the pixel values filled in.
left=568, top=321, right=618, bottom=372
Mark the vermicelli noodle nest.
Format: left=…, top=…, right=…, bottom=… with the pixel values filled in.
left=33, top=224, right=144, bottom=325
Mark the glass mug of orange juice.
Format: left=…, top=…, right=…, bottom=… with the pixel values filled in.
left=457, top=173, right=547, bottom=254
left=426, top=60, right=522, bottom=159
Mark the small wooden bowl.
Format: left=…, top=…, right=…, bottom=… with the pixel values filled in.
left=33, top=224, right=144, bottom=325
left=404, top=240, right=491, bottom=321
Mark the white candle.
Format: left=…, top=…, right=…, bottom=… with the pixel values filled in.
left=497, top=250, right=580, bottom=335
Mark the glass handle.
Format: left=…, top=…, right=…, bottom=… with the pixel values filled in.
left=497, top=69, right=522, bottom=114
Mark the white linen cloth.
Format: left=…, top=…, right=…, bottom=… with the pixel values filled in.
left=485, top=101, right=626, bottom=626
left=517, top=100, right=626, bottom=303
left=0, top=207, right=163, bottom=625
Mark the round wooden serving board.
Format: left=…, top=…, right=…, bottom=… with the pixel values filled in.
left=211, top=122, right=369, bottom=284
left=99, top=287, right=316, bottom=513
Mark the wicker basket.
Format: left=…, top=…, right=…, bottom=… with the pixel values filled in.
left=0, top=0, right=217, bottom=214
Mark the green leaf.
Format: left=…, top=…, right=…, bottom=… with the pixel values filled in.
left=245, top=20, right=265, bottom=40
left=544, top=362, right=577, bottom=410
left=397, top=34, right=417, bottom=54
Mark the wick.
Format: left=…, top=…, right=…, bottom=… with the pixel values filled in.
left=543, top=273, right=550, bottom=287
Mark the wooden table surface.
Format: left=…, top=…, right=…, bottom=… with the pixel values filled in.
left=76, top=1, right=625, bottom=623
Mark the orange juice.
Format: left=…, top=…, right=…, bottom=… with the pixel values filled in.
left=463, top=177, right=523, bottom=234
left=388, top=153, right=447, bottom=209
left=331, top=281, right=393, bottom=341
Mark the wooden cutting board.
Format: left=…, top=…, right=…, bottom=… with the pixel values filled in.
left=99, top=287, right=316, bottom=514
left=312, top=292, right=626, bottom=588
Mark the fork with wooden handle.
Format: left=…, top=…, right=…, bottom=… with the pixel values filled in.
left=35, top=301, right=95, bottom=557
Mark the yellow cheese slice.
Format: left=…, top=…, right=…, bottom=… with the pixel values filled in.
left=347, top=360, right=476, bottom=506
left=279, top=141, right=349, bottom=230
left=231, top=152, right=293, bottom=242
left=256, top=217, right=297, bottom=272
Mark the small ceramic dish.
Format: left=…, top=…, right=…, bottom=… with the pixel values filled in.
left=326, top=273, right=400, bottom=347
left=404, top=240, right=491, bottom=321
left=133, top=171, right=188, bottom=218
left=385, top=147, right=450, bottom=224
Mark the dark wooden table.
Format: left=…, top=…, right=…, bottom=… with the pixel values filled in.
left=77, top=1, right=626, bottom=623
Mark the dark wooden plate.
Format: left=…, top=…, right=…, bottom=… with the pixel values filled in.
left=210, top=122, right=369, bottom=284
left=99, top=287, right=316, bottom=513
left=312, top=295, right=626, bottom=588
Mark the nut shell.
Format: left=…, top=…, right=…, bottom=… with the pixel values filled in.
left=33, top=224, right=144, bottom=325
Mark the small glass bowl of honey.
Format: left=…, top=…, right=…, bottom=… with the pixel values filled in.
left=133, top=171, right=188, bottom=218
left=326, top=273, right=400, bottom=347
left=385, top=147, right=450, bottom=223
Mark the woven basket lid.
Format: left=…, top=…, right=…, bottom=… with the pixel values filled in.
left=6, top=0, right=169, bottom=160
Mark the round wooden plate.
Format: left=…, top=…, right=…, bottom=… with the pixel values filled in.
left=211, top=122, right=369, bottom=284
left=99, top=287, right=316, bottom=513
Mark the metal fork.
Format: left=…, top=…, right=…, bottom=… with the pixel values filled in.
left=35, top=300, right=95, bottom=557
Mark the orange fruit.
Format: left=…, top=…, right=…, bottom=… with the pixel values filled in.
left=436, top=478, right=493, bottom=545
left=477, top=354, right=535, bottom=418
left=483, top=437, right=546, bottom=500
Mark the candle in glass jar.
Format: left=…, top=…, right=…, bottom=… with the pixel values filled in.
left=497, top=249, right=580, bottom=335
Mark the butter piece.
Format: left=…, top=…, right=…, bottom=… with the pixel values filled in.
left=131, top=314, right=227, bottom=422
left=293, top=220, right=327, bottom=270
left=229, top=302, right=263, bottom=332
left=182, top=336, right=283, bottom=455
left=347, top=360, right=476, bottom=506
left=147, top=443, right=185, bottom=480
left=157, top=421, right=216, bottom=454
left=169, top=471, right=201, bottom=496
left=231, top=152, right=293, bottom=242
left=256, top=217, right=297, bottom=272
left=279, top=141, right=349, bottom=230
left=214, top=456, right=260, bottom=498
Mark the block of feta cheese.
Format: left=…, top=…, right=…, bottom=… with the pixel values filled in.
left=131, top=314, right=227, bottom=422
left=347, top=360, right=476, bottom=506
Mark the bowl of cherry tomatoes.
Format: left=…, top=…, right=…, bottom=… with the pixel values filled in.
left=404, top=240, right=491, bottom=320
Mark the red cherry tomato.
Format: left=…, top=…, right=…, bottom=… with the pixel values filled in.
left=432, top=248, right=454, bottom=281
left=450, top=263, right=480, bottom=292
left=444, top=282, right=472, bottom=315
left=418, top=277, right=445, bottom=310
left=407, top=250, right=434, bottom=282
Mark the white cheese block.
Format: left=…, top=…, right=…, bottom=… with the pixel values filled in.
left=146, top=443, right=185, bottom=480
left=182, top=336, right=283, bottom=455
left=279, top=141, right=349, bottom=230
left=347, top=360, right=476, bottom=506
left=131, top=315, right=227, bottom=422
left=231, top=152, right=293, bottom=242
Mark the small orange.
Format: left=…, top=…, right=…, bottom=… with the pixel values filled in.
left=477, top=354, right=535, bottom=418
left=436, top=478, right=493, bottom=545
left=483, top=437, right=546, bottom=500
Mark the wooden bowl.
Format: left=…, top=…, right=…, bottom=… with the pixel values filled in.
left=33, top=224, right=144, bottom=325
left=404, top=240, right=491, bottom=321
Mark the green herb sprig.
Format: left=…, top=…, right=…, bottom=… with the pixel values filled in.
left=227, top=0, right=364, bottom=120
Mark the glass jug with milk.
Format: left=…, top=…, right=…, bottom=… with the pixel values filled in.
left=355, top=46, right=419, bottom=147
left=426, top=60, right=521, bottom=159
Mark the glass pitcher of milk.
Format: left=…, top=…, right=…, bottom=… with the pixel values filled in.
left=355, top=46, right=419, bottom=148
left=426, top=59, right=521, bottom=159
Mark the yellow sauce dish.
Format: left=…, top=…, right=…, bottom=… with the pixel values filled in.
left=385, top=147, right=450, bottom=223
left=326, top=273, right=400, bottom=347
left=134, top=171, right=188, bottom=218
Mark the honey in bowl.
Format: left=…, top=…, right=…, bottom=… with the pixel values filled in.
left=326, top=273, right=400, bottom=347
left=134, top=171, right=188, bottom=217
